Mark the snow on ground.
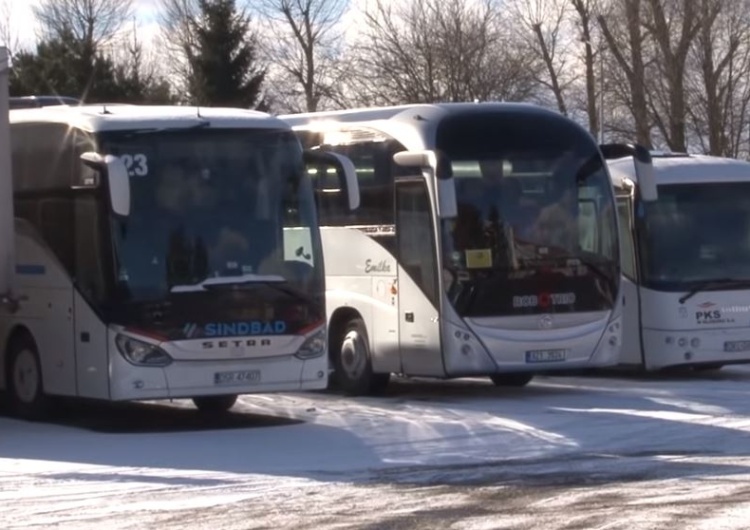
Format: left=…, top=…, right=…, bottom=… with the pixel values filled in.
left=3, top=368, right=750, bottom=528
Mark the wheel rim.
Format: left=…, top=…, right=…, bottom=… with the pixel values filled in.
left=340, top=329, right=367, bottom=381
left=13, top=349, right=40, bottom=404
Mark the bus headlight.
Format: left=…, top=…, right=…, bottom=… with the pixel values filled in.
left=295, top=328, right=326, bottom=359
left=115, top=334, right=173, bottom=367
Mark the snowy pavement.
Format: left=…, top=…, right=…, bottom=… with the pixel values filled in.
left=3, top=368, right=750, bottom=528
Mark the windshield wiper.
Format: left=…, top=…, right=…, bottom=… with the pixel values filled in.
left=170, top=273, right=316, bottom=304
left=252, top=281, right=317, bottom=305
left=679, top=278, right=750, bottom=304
left=170, top=273, right=286, bottom=293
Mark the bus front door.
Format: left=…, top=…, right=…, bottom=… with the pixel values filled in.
left=394, top=179, right=444, bottom=376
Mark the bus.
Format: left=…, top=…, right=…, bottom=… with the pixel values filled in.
left=281, top=102, right=656, bottom=395
left=610, top=152, right=750, bottom=371
left=1, top=104, right=358, bottom=420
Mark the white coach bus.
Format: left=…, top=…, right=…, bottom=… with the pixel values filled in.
left=610, top=152, right=750, bottom=371
left=1, top=103, right=357, bottom=419
left=281, top=103, right=656, bottom=395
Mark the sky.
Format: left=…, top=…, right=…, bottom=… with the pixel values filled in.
left=1, top=0, right=163, bottom=52
left=2, top=0, right=371, bottom=53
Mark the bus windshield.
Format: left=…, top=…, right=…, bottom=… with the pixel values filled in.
left=641, top=181, right=750, bottom=290
left=97, top=128, right=324, bottom=336
left=437, top=111, right=619, bottom=318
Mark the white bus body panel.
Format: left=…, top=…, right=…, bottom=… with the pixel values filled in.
left=108, top=327, right=327, bottom=401
left=321, top=227, right=401, bottom=374
left=397, top=262, right=443, bottom=376
left=0, top=226, right=77, bottom=396
left=461, top=310, right=621, bottom=372
left=638, top=287, right=750, bottom=370
left=74, top=291, right=111, bottom=398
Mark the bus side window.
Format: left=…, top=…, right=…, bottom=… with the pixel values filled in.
left=75, top=196, right=106, bottom=302
left=308, top=163, right=350, bottom=226
left=319, top=135, right=407, bottom=228
left=616, top=197, right=637, bottom=279
left=39, top=197, right=76, bottom=274
left=12, top=122, right=77, bottom=277
left=13, top=123, right=76, bottom=191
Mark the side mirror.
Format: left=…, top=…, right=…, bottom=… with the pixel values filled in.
left=303, top=149, right=360, bottom=211
left=393, top=149, right=453, bottom=180
left=600, top=143, right=658, bottom=202
left=80, top=152, right=131, bottom=217
left=393, top=149, right=457, bottom=218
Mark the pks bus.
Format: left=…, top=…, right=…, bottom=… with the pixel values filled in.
left=610, top=152, right=750, bottom=371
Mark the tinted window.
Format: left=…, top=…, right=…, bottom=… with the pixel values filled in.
left=39, top=196, right=76, bottom=274
left=75, top=195, right=108, bottom=303
left=396, top=180, right=439, bottom=306
left=11, top=123, right=78, bottom=191
left=437, top=110, right=619, bottom=317
left=616, top=197, right=636, bottom=279
left=304, top=128, right=407, bottom=227
left=641, top=182, right=750, bottom=289
left=99, top=128, right=323, bottom=302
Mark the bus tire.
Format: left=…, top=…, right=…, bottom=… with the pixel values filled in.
left=332, top=317, right=389, bottom=396
left=489, top=373, right=534, bottom=387
left=7, top=335, right=50, bottom=421
left=192, top=394, right=238, bottom=413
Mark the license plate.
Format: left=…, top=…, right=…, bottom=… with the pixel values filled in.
left=724, top=340, right=750, bottom=353
left=525, top=349, right=567, bottom=363
left=214, top=370, right=261, bottom=385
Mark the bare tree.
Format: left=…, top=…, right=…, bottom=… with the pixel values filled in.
left=640, top=0, right=703, bottom=152
left=686, top=0, right=750, bottom=157
left=260, top=0, right=348, bottom=112
left=0, top=0, right=22, bottom=56
left=33, top=0, right=133, bottom=49
left=570, top=0, right=601, bottom=138
left=509, top=0, right=574, bottom=116
left=345, top=0, right=541, bottom=106
left=598, top=0, right=652, bottom=147
left=108, top=18, right=174, bottom=103
left=156, top=0, right=198, bottom=97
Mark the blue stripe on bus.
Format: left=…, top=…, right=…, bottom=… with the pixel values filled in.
left=16, top=264, right=46, bottom=275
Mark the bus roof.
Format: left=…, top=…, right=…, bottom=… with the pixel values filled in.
left=281, top=101, right=559, bottom=128
left=280, top=102, right=578, bottom=151
left=9, top=104, right=289, bottom=132
left=608, top=153, right=750, bottom=188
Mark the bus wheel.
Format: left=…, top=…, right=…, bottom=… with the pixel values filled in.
left=192, top=395, right=238, bottom=413
left=7, top=336, right=50, bottom=420
left=333, top=317, right=389, bottom=396
left=489, top=373, right=534, bottom=387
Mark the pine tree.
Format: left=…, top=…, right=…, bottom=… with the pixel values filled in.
left=9, top=27, right=175, bottom=104
left=9, top=29, right=121, bottom=102
left=188, top=0, right=266, bottom=108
